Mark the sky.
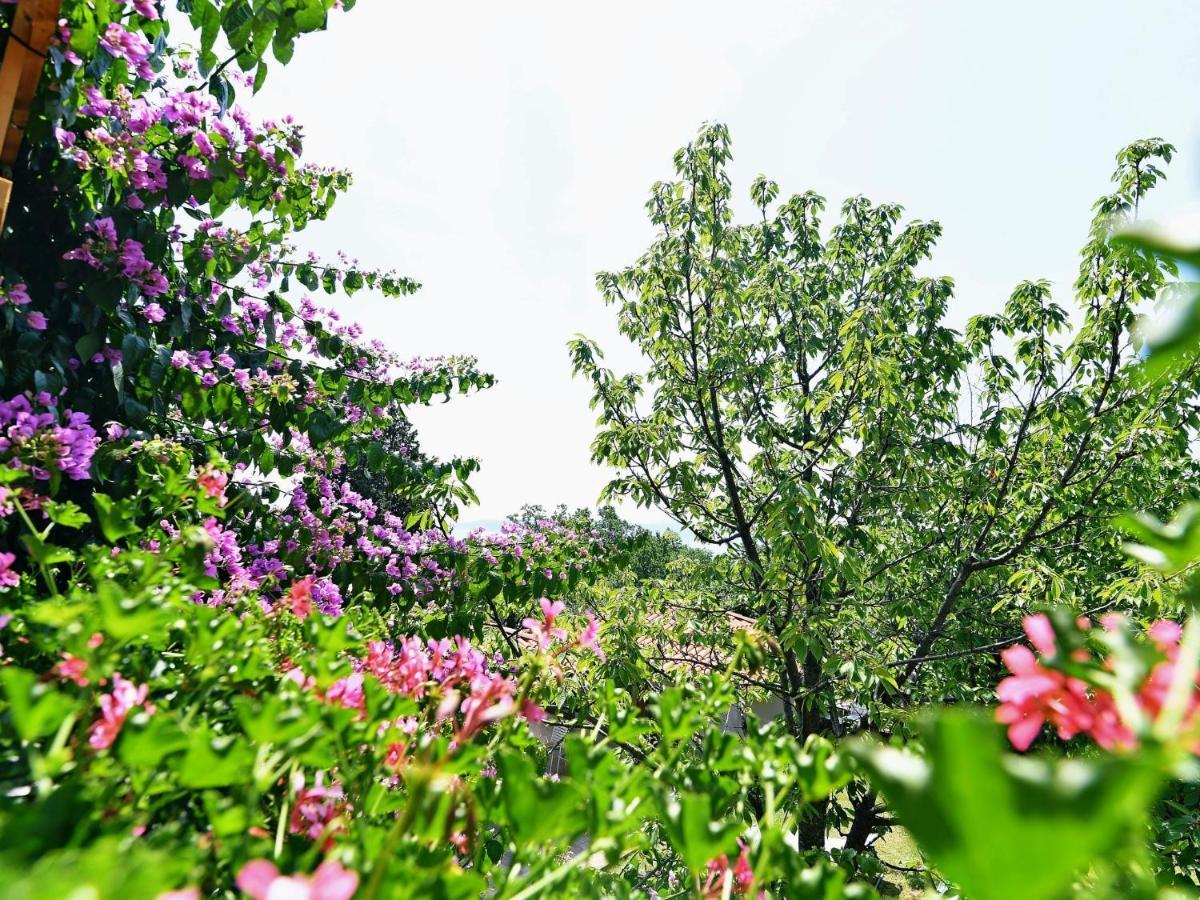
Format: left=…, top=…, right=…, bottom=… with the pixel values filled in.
left=250, top=0, right=1200, bottom=529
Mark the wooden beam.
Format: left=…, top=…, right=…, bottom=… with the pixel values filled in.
left=0, top=0, right=63, bottom=168
left=0, top=176, right=11, bottom=232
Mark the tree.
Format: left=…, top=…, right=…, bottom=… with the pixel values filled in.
left=571, top=122, right=1200, bottom=848
left=508, top=503, right=710, bottom=582
left=342, top=409, right=431, bottom=521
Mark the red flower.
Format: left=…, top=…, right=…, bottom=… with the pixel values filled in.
left=196, top=464, right=229, bottom=506
left=288, top=577, right=314, bottom=620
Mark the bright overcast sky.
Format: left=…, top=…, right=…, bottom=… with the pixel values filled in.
left=251, top=0, right=1200, bottom=528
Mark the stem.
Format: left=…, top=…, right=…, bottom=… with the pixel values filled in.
left=359, top=772, right=430, bottom=900
left=509, top=844, right=595, bottom=900
left=14, top=500, right=59, bottom=597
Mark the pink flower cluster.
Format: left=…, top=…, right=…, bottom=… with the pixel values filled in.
left=196, top=464, right=229, bottom=506
left=236, top=859, right=357, bottom=900
left=523, top=598, right=567, bottom=650
left=88, top=673, right=153, bottom=750
left=290, top=773, right=347, bottom=848
left=522, top=597, right=606, bottom=661
left=289, top=634, right=518, bottom=746
left=64, top=218, right=167, bottom=297
left=99, top=22, right=156, bottom=80
left=0, top=394, right=99, bottom=481
left=0, top=552, right=17, bottom=590
left=995, top=613, right=1199, bottom=752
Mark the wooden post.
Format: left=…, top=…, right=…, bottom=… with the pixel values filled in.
left=0, top=0, right=62, bottom=230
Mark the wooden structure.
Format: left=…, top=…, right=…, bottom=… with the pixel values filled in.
left=0, top=0, right=62, bottom=229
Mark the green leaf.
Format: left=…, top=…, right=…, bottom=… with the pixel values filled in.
left=1113, top=227, right=1200, bottom=378
left=119, top=715, right=189, bottom=769
left=0, top=668, right=78, bottom=742
left=179, top=729, right=255, bottom=788
left=660, top=791, right=741, bottom=874
left=851, top=709, right=1164, bottom=900
left=495, top=749, right=587, bottom=845
left=92, top=493, right=140, bottom=544
left=22, top=533, right=75, bottom=566
left=42, top=501, right=90, bottom=530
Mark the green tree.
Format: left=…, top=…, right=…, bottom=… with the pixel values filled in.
left=571, top=123, right=1200, bottom=849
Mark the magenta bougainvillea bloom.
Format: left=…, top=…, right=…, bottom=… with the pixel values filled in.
left=117, top=0, right=160, bottom=21
left=0, top=280, right=31, bottom=306
left=0, top=395, right=99, bottom=481
left=98, top=22, right=156, bottom=80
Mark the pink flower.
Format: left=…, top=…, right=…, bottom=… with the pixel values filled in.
left=578, top=612, right=605, bottom=661
left=88, top=673, right=152, bottom=750
left=290, top=774, right=347, bottom=847
left=236, top=859, right=358, bottom=900
left=995, top=615, right=1145, bottom=752
left=0, top=552, right=18, bottom=589
left=522, top=598, right=568, bottom=651
left=119, top=0, right=160, bottom=20
left=383, top=741, right=409, bottom=772
left=1023, top=613, right=1057, bottom=656
left=98, top=22, right=155, bottom=80
left=25, top=311, right=47, bottom=330
left=142, top=302, right=166, bottom=323
left=702, top=843, right=755, bottom=897
left=1149, top=619, right=1183, bottom=650
left=456, top=673, right=516, bottom=740
left=284, top=666, right=316, bottom=691
left=995, top=642, right=1130, bottom=750
left=519, top=699, right=546, bottom=723
left=732, top=844, right=755, bottom=892
left=324, top=672, right=365, bottom=711
left=54, top=653, right=89, bottom=686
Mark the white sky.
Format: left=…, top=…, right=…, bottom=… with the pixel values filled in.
left=251, top=0, right=1200, bottom=527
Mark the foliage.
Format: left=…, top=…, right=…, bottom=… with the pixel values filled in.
left=0, top=3, right=881, bottom=898
left=508, top=504, right=712, bottom=584
left=572, top=122, right=1200, bottom=851
left=4, top=1, right=1200, bottom=896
